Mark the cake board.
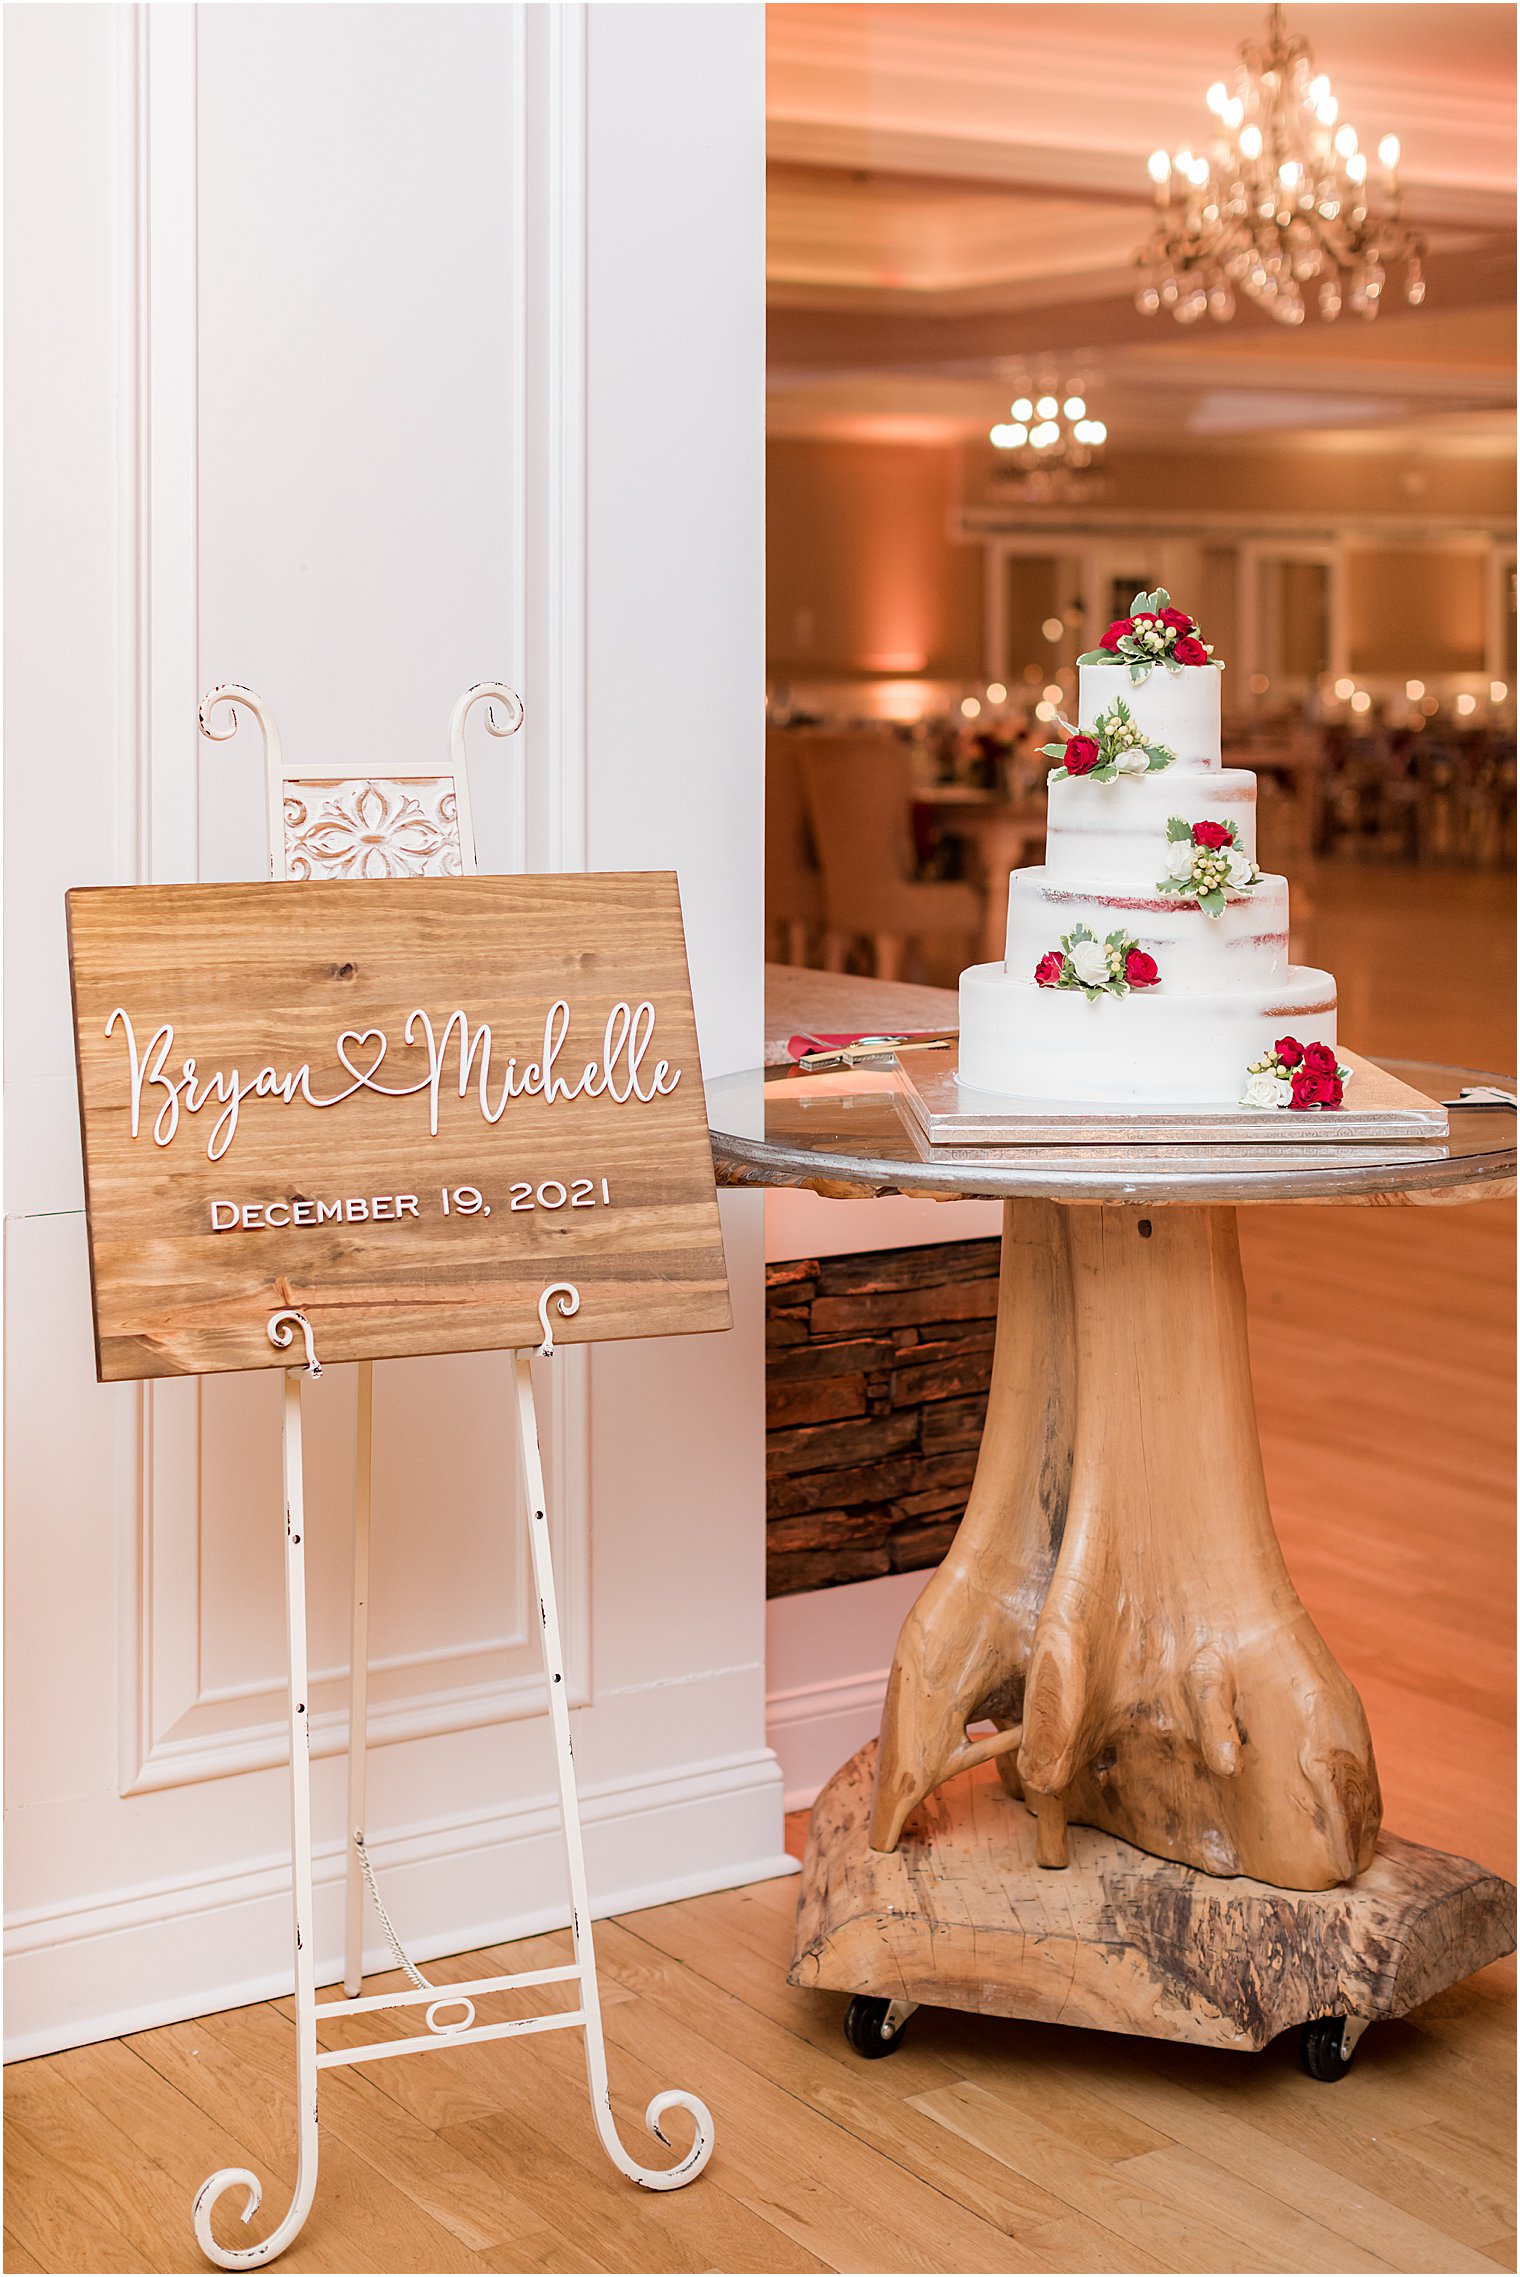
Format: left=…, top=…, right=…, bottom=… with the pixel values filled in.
left=791, top=1744, right=1517, bottom=2069
left=899, top=1044, right=1449, bottom=1149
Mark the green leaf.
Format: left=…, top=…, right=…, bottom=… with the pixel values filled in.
left=1075, top=649, right=1112, bottom=666
left=1152, top=587, right=1171, bottom=611
left=1165, top=816, right=1191, bottom=841
left=1199, top=888, right=1226, bottom=918
left=1038, top=742, right=1068, bottom=759
left=1145, top=751, right=1171, bottom=771
left=1094, top=763, right=1117, bottom=781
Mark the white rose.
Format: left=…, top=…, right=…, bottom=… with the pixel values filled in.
left=1069, top=939, right=1111, bottom=987
left=1226, top=850, right=1257, bottom=889
left=1241, top=1070, right=1287, bottom=1110
left=1164, top=842, right=1198, bottom=881
left=1115, top=745, right=1150, bottom=775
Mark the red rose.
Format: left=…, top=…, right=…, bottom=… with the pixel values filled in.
left=1034, top=951, right=1064, bottom=988
left=1125, top=949, right=1159, bottom=988
left=1063, top=734, right=1101, bottom=775
left=1290, top=1067, right=1336, bottom=1109
left=1302, top=1041, right=1337, bottom=1077
left=1326, top=1076, right=1344, bottom=1108
left=1160, top=607, right=1194, bottom=633
left=1274, top=1035, right=1305, bottom=1068
left=1099, top=617, right=1134, bottom=652
left=1192, top=819, right=1232, bottom=849
left=1173, top=636, right=1209, bottom=666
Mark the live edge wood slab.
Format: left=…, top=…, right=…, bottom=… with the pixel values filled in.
left=792, top=1744, right=1517, bottom=2053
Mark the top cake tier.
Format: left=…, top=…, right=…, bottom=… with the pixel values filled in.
left=1077, top=659, right=1221, bottom=769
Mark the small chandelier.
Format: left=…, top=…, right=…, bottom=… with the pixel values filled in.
left=1134, top=4, right=1425, bottom=325
left=990, top=386, right=1107, bottom=493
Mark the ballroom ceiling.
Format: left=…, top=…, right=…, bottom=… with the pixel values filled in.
left=767, top=2, right=1517, bottom=455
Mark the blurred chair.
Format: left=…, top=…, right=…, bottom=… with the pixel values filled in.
left=1454, top=735, right=1511, bottom=867
left=1415, top=743, right=1460, bottom=862
left=1236, top=726, right=1324, bottom=872
left=797, top=732, right=980, bottom=981
left=765, top=730, right=825, bottom=966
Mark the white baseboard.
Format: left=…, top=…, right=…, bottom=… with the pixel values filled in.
left=766, top=1668, right=891, bottom=1813
left=4, top=1746, right=796, bottom=2061
left=765, top=1568, right=927, bottom=1811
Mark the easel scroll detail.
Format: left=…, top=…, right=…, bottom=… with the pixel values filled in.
left=537, top=1282, right=581, bottom=1357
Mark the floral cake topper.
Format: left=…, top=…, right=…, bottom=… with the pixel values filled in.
left=1077, top=589, right=1218, bottom=682
left=1040, top=695, right=1177, bottom=785
left=1157, top=816, right=1262, bottom=918
left=1034, top=924, right=1160, bottom=1002
left=1241, top=1036, right=1351, bottom=1111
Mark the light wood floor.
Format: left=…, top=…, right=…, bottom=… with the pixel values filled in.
left=7, top=860, right=1515, bottom=2275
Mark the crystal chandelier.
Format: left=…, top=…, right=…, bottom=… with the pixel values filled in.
left=1134, top=4, right=1425, bottom=324
left=990, top=386, right=1107, bottom=493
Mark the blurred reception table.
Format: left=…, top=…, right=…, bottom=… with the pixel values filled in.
left=708, top=1011, right=1517, bottom=2071
left=914, top=789, right=1045, bottom=963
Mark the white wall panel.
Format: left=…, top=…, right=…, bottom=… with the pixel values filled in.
left=4, top=0, right=783, bottom=2061
left=580, top=0, right=770, bottom=1784
left=194, top=1, right=526, bottom=883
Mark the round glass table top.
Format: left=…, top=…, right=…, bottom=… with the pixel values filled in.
left=705, top=1059, right=1517, bottom=1208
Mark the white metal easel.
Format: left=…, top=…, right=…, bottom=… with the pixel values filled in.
left=198, top=678, right=527, bottom=2003
left=186, top=691, right=715, bottom=2270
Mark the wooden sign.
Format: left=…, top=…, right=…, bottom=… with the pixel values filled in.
left=67, top=874, right=731, bottom=1381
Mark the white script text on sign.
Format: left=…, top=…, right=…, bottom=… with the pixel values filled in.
left=106, top=999, right=681, bottom=1161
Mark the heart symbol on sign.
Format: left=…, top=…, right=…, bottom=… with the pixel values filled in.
left=337, top=1029, right=389, bottom=1089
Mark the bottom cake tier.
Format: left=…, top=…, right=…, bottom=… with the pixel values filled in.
left=958, top=960, right=1337, bottom=1106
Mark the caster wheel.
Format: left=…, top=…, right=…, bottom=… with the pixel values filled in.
left=843, top=1995, right=909, bottom=2059
left=1300, top=2016, right=1357, bottom=2081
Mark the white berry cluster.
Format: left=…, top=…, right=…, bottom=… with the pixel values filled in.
left=1103, top=708, right=1157, bottom=775
left=1164, top=839, right=1231, bottom=892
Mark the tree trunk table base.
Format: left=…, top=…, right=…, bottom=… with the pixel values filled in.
left=791, top=1744, right=1517, bottom=2055
left=871, top=1199, right=1385, bottom=1889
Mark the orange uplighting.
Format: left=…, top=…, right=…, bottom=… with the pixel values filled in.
left=864, top=680, right=940, bottom=722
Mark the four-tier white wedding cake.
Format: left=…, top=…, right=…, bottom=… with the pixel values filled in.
left=957, top=591, right=1339, bottom=1107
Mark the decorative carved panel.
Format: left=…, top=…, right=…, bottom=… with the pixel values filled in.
left=283, top=777, right=465, bottom=880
